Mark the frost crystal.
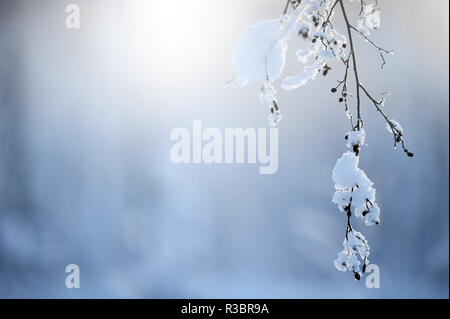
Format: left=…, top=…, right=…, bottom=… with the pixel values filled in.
left=334, top=230, right=370, bottom=278
left=357, top=4, right=381, bottom=37
left=386, top=119, right=403, bottom=134
left=346, top=129, right=366, bottom=149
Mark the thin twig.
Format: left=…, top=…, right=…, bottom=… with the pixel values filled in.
left=283, top=0, right=291, bottom=15
left=349, top=25, right=393, bottom=69
left=339, top=0, right=362, bottom=130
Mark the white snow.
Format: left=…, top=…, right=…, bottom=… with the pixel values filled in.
left=346, top=129, right=366, bottom=149
left=332, top=151, right=372, bottom=190
left=232, top=19, right=288, bottom=86
left=268, top=112, right=282, bottom=127
left=332, top=150, right=380, bottom=222
left=386, top=119, right=403, bottom=134
left=363, top=202, right=380, bottom=226
left=231, top=0, right=389, bottom=280
left=334, top=230, right=370, bottom=275
left=357, top=4, right=381, bottom=37
left=231, top=0, right=349, bottom=125
left=281, top=60, right=323, bottom=90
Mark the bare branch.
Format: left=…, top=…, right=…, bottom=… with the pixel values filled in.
left=339, top=0, right=362, bottom=130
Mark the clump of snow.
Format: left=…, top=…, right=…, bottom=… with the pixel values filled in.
left=332, top=151, right=379, bottom=223
left=363, top=202, right=380, bottom=226
left=333, top=130, right=381, bottom=278
left=281, top=60, right=323, bottom=90
left=335, top=230, right=370, bottom=276
left=258, top=82, right=281, bottom=126
left=282, top=26, right=347, bottom=90
left=346, top=231, right=370, bottom=258
left=346, top=129, right=366, bottom=149
left=268, top=112, right=282, bottom=127
left=232, top=19, right=288, bottom=86
left=357, top=4, right=381, bottom=37
left=332, top=152, right=372, bottom=190
left=232, top=18, right=291, bottom=126
left=258, top=82, right=277, bottom=106
left=386, top=119, right=403, bottom=134
left=334, top=250, right=360, bottom=272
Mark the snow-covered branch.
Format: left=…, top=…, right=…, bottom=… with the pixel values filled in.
left=231, top=0, right=414, bottom=281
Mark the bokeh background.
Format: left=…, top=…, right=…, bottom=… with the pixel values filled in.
left=0, top=0, right=448, bottom=298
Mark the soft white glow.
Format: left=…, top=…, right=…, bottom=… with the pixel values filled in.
left=125, top=0, right=228, bottom=78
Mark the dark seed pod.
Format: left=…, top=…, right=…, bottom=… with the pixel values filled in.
left=272, top=101, right=279, bottom=111
left=354, top=272, right=361, bottom=280
left=344, top=134, right=348, bottom=140
left=339, top=97, right=344, bottom=103
left=298, top=29, right=309, bottom=39
left=407, top=152, right=414, bottom=157
left=342, top=44, right=347, bottom=48
left=331, top=88, right=337, bottom=93
left=362, top=210, right=368, bottom=217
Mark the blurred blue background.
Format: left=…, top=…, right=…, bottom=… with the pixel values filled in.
left=0, top=0, right=448, bottom=298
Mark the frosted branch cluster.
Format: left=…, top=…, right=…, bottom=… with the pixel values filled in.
left=231, top=0, right=414, bottom=281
